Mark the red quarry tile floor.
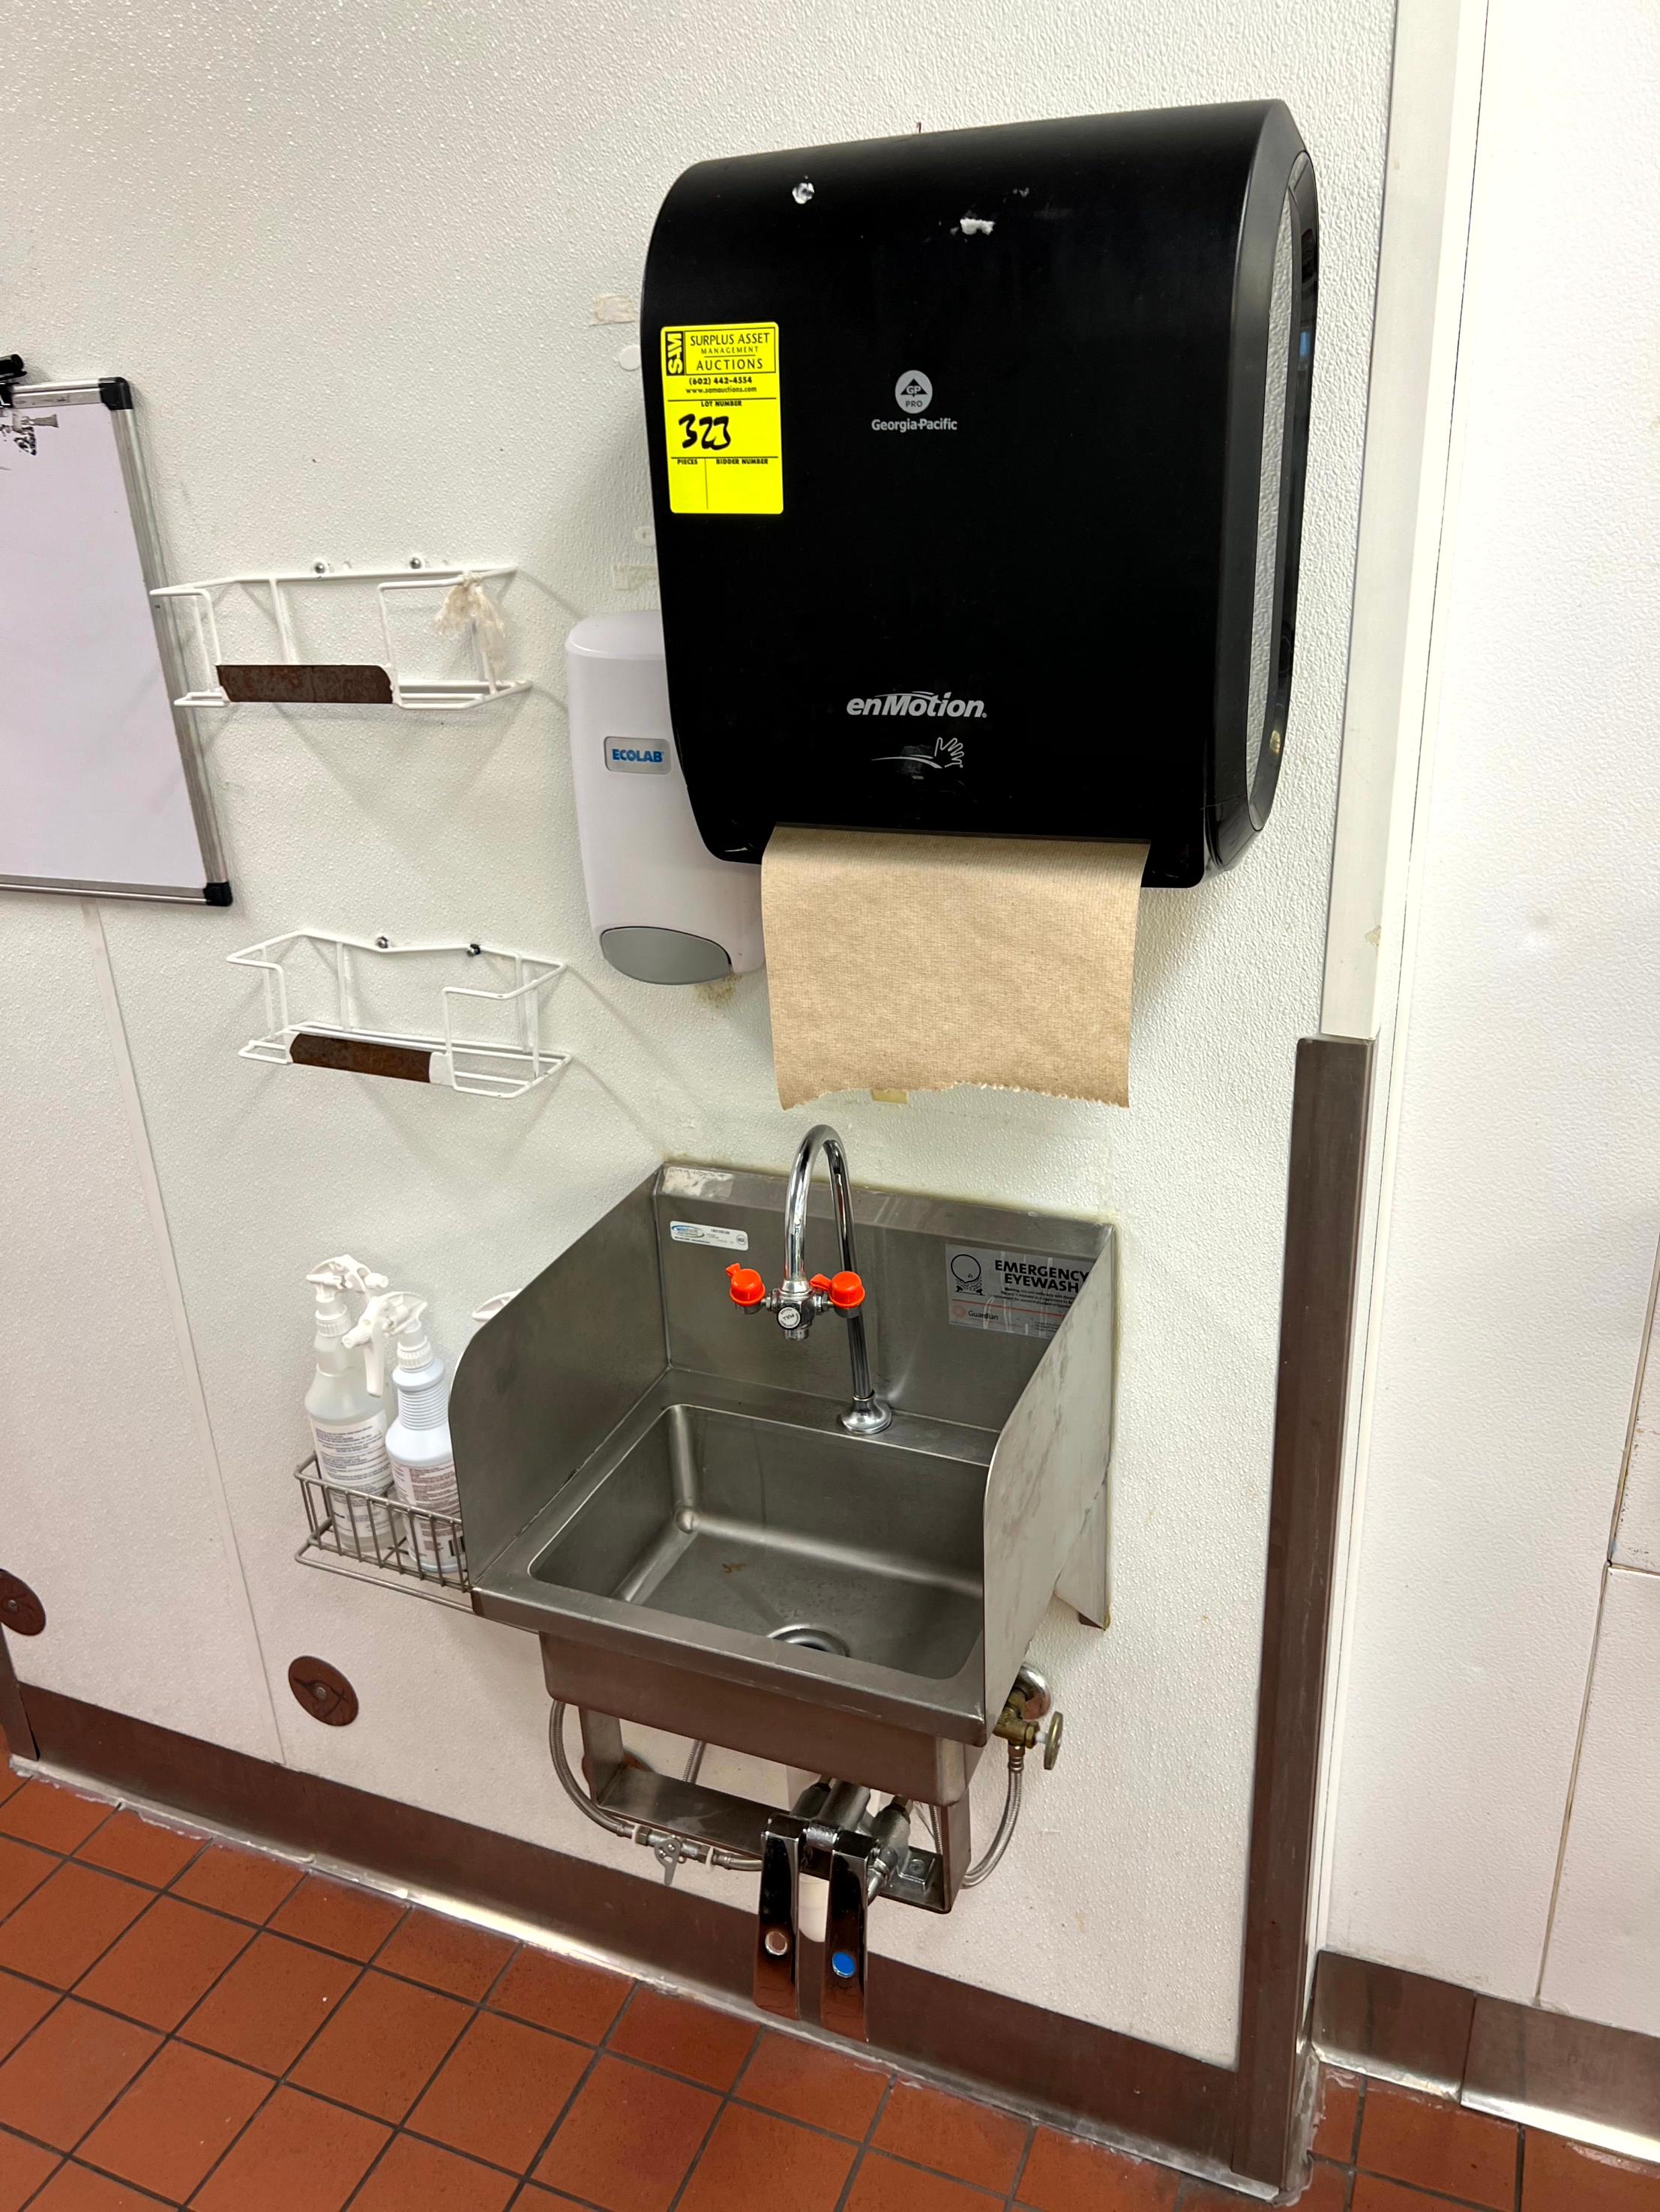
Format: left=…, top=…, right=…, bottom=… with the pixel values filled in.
left=0, top=1738, right=1658, bottom=2210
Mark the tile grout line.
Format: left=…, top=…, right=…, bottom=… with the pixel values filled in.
left=1, top=1983, right=170, bottom=2193
left=79, top=1865, right=355, bottom=2061
left=0, top=1824, right=214, bottom=2045
left=16, top=1881, right=409, bottom=2204
left=1, top=1842, right=617, bottom=2039
left=659, top=2093, right=729, bottom=2211
left=337, top=2046, right=514, bottom=2212
left=658, top=2013, right=764, bottom=2212
left=1008, top=2109, right=1039, bottom=2206
left=1347, top=2167, right=1523, bottom=2211
left=63, top=1932, right=381, bottom=2200
left=158, top=1893, right=423, bottom=2205
left=311, top=1928, right=525, bottom=2210
left=829, top=2065, right=897, bottom=2212
left=15, top=2157, right=172, bottom=2212
left=499, top=1954, right=662, bottom=2199
left=996, top=2113, right=1036, bottom=2210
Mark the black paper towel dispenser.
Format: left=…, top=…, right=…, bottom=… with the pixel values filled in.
left=641, top=103, right=1317, bottom=888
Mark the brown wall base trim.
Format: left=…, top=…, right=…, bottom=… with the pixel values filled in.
left=0, top=1630, right=36, bottom=1763
left=20, top=1684, right=1236, bottom=2171
left=1313, top=1949, right=1660, bottom=2167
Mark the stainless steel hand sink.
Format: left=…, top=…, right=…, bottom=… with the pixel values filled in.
left=453, top=1164, right=1115, bottom=1809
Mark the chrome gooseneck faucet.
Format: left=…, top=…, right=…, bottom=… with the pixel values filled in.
left=726, top=1122, right=891, bottom=1435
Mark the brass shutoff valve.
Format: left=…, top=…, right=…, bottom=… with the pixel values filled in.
left=993, top=1673, right=1065, bottom=1772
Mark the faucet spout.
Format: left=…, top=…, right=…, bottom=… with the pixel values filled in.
left=781, top=1124, right=891, bottom=1435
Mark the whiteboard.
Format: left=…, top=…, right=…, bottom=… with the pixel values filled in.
left=0, top=379, right=226, bottom=902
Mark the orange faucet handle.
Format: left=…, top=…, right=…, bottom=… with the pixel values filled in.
left=827, top=1271, right=866, bottom=1311
left=726, top=1264, right=767, bottom=1308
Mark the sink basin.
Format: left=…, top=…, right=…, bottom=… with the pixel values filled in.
left=529, top=1399, right=985, bottom=1683
left=476, top=1371, right=998, bottom=1801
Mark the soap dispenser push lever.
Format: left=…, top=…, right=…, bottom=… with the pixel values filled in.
left=724, top=1122, right=891, bottom=1435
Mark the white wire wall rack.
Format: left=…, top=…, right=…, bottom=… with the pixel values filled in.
left=151, top=563, right=528, bottom=711
left=295, top=1459, right=470, bottom=1607
left=227, top=930, right=568, bottom=1100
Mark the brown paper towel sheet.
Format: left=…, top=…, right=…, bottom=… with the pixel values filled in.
left=762, top=828, right=1148, bottom=1109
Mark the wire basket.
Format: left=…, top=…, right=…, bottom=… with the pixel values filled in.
left=229, top=932, right=568, bottom=1101
left=295, top=1459, right=470, bottom=1608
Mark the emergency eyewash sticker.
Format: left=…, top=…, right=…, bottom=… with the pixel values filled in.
left=945, top=1247, right=1093, bottom=1339
left=661, top=322, right=782, bottom=514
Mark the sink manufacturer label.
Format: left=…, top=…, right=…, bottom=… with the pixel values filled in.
left=670, top=1220, right=749, bottom=1252
left=945, top=1247, right=1092, bottom=1338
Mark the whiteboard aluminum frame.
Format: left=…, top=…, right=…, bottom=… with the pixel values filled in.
left=0, top=380, right=229, bottom=905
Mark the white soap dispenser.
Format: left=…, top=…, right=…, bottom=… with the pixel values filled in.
left=565, top=610, right=763, bottom=983
left=304, top=1256, right=392, bottom=1489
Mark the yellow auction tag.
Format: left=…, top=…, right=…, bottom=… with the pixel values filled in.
left=661, top=322, right=782, bottom=515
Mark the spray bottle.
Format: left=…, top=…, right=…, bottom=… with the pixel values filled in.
left=304, top=1256, right=391, bottom=1486
left=304, top=1256, right=394, bottom=1554
left=346, top=1293, right=460, bottom=1570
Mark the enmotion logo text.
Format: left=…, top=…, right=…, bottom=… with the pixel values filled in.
left=845, top=692, right=984, bottom=720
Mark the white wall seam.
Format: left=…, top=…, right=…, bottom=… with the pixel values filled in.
left=1534, top=1235, right=1660, bottom=2002
left=1538, top=1566, right=1660, bottom=2031
left=1534, top=1559, right=1611, bottom=2004
left=1316, top=0, right=1491, bottom=1046
left=1605, top=1235, right=1660, bottom=1554
left=81, top=899, right=285, bottom=1762
left=1310, top=0, right=1491, bottom=1959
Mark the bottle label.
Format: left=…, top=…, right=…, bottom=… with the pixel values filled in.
left=394, top=1457, right=460, bottom=1515
left=311, top=1412, right=391, bottom=1486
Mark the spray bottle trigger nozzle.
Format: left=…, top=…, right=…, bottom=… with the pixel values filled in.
left=307, top=1254, right=389, bottom=1299
left=345, top=1292, right=430, bottom=1398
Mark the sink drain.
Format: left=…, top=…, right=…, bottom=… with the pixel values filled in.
left=770, top=1622, right=850, bottom=1658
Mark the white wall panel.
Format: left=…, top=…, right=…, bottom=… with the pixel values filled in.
left=1324, top=0, right=1660, bottom=1998
left=1, top=0, right=1396, bottom=2064
left=0, top=899, right=276, bottom=1757
left=1540, top=1570, right=1660, bottom=2034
